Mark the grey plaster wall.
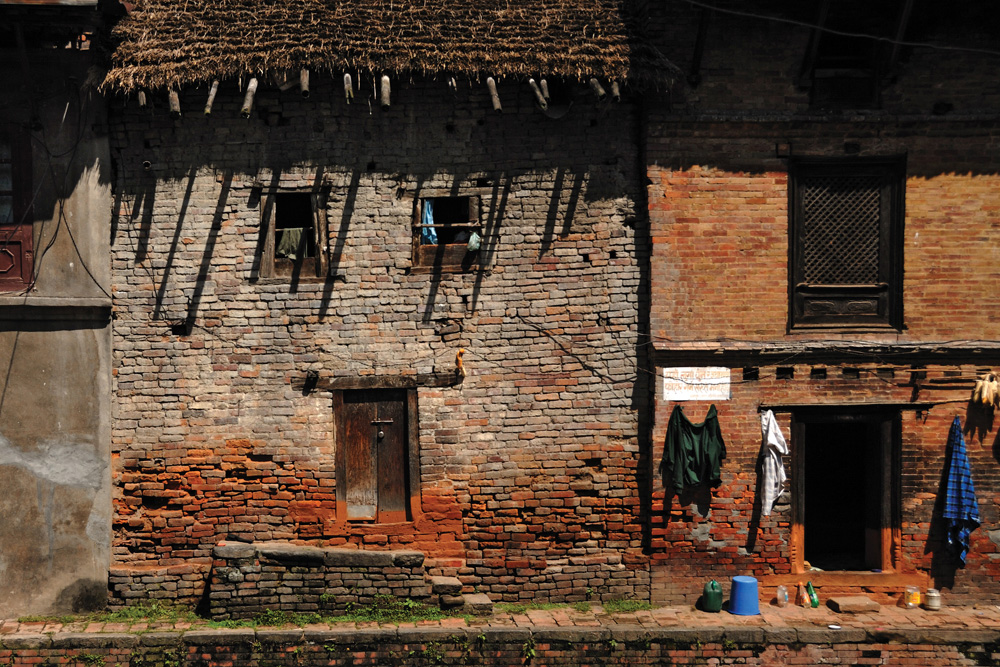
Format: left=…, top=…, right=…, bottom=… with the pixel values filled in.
left=0, top=46, right=112, bottom=616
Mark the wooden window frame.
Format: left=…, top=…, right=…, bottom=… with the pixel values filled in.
left=788, top=156, right=905, bottom=331
left=0, top=127, right=34, bottom=292
left=333, top=388, right=420, bottom=524
left=259, top=189, right=328, bottom=281
left=411, top=195, right=481, bottom=274
left=789, top=407, right=901, bottom=579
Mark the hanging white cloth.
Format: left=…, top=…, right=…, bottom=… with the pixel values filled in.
left=759, top=409, right=788, bottom=516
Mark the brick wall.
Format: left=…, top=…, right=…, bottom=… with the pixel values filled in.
left=2, top=628, right=996, bottom=667
left=643, top=3, right=1000, bottom=607
left=109, top=79, right=650, bottom=603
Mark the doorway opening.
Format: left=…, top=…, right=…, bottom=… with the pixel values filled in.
left=793, top=409, right=899, bottom=572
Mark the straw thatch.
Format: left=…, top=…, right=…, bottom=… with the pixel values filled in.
left=103, top=0, right=679, bottom=93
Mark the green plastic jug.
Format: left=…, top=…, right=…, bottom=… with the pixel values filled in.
left=702, top=580, right=723, bottom=612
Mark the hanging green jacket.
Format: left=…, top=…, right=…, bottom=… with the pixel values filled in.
left=664, top=404, right=727, bottom=496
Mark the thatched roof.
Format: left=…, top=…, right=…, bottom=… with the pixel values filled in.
left=103, top=0, right=679, bottom=93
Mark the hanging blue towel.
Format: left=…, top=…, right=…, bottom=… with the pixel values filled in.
left=421, top=199, right=437, bottom=244
left=942, top=417, right=980, bottom=564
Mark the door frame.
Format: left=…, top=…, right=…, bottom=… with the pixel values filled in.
left=333, top=387, right=421, bottom=523
left=790, top=406, right=901, bottom=575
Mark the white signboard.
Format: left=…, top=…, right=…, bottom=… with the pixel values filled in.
left=662, top=367, right=731, bottom=401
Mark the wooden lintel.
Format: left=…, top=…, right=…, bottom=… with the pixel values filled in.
left=486, top=77, right=502, bottom=113
left=343, top=73, right=354, bottom=104
left=291, top=372, right=464, bottom=392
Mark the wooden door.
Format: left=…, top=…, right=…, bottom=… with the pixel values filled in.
left=336, top=389, right=409, bottom=522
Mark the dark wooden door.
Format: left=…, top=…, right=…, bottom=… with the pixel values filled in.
left=338, top=389, right=409, bottom=522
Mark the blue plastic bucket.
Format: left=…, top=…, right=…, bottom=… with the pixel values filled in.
left=729, top=575, right=760, bottom=615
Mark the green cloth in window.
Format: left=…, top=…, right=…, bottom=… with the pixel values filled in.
left=663, top=404, right=727, bottom=496
left=276, top=227, right=305, bottom=259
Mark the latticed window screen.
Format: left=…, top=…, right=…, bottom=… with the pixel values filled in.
left=800, top=174, right=881, bottom=285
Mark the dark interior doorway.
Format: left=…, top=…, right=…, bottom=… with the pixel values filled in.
left=802, top=419, right=885, bottom=571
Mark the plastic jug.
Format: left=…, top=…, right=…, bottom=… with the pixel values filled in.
left=702, top=580, right=723, bottom=612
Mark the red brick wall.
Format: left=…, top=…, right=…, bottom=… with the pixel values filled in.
left=643, top=3, right=1000, bottom=606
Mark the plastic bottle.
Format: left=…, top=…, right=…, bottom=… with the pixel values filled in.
left=797, top=581, right=809, bottom=606
left=904, top=586, right=920, bottom=609
left=806, top=581, right=819, bottom=608
left=775, top=585, right=788, bottom=607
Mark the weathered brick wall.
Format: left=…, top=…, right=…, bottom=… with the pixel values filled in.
left=642, top=4, right=1000, bottom=607
left=648, top=364, right=1000, bottom=606
left=109, top=79, right=649, bottom=603
left=1, top=629, right=995, bottom=667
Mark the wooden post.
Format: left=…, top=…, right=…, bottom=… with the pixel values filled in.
left=610, top=81, right=621, bottom=102
left=486, top=77, right=502, bottom=113
left=539, top=78, right=551, bottom=101
left=379, top=75, right=391, bottom=110
left=300, top=69, right=310, bottom=98
left=343, top=73, right=354, bottom=104
left=448, top=77, right=457, bottom=94
left=168, top=89, right=181, bottom=119
left=204, top=80, right=220, bottom=115
left=589, top=78, right=607, bottom=101
left=240, top=77, right=258, bottom=118
left=137, top=90, right=148, bottom=109
left=528, top=79, right=548, bottom=110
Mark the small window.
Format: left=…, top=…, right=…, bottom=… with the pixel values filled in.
left=412, top=196, right=481, bottom=273
left=260, top=191, right=327, bottom=280
left=0, top=129, right=34, bottom=291
left=334, top=388, right=418, bottom=523
left=789, top=157, right=904, bottom=330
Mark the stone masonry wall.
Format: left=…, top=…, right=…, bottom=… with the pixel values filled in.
left=109, top=79, right=650, bottom=604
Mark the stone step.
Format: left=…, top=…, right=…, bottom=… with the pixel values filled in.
left=463, top=592, right=494, bottom=616
left=429, top=575, right=463, bottom=596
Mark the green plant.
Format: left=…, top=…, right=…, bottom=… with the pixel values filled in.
left=602, top=599, right=653, bottom=614
left=585, top=587, right=594, bottom=600
left=522, top=637, right=537, bottom=662
left=423, top=641, right=445, bottom=665
left=319, top=592, right=336, bottom=605
left=570, top=602, right=591, bottom=613
left=78, top=654, right=104, bottom=667
left=722, top=638, right=737, bottom=651
left=337, top=595, right=447, bottom=624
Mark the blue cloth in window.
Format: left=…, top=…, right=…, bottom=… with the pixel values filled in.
left=942, top=417, right=980, bottom=564
left=421, top=200, right=437, bottom=244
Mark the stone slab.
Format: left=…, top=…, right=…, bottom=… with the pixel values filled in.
left=828, top=595, right=881, bottom=613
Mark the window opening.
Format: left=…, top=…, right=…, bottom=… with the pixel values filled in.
left=789, top=157, right=904, bottom=330
left=0, top=130, right=33, bottom=291
left=259, top=190, right=326, bottom=280
left=412, top=195, right=481, bottom=273
left=274, top=193, right=316, bottom=261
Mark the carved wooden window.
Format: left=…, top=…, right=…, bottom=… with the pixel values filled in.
left=260, top=191, right=327, bottom=280
left=412, top=196, right=481, bottom=273
left=334, top=388, right=418, bottom=523
left=789, top=157, right=904, bottom=330
left=0, top=129, right=34, bottom=291
left=790, top=408, right=900, bottom=574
